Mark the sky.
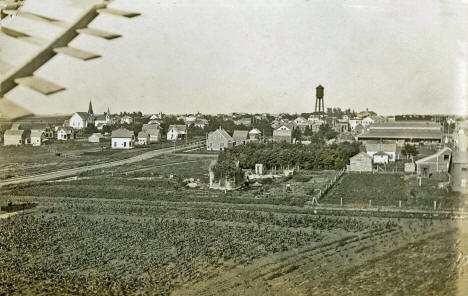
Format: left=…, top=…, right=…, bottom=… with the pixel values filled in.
left=2, top=0, right=468, bottom=116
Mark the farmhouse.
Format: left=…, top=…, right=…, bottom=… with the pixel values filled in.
left=206, top=128, right=235, bottom=151
left=167, top=125, right=187, bottom=141
left=30, top=130, right=46, bottom=146
left=273, top=129, right=292, bottom=143
left=415, top=147, right=452, bottom=177
left=232, top=130, right=248, bottom=145
left=348, top=152, right=373, bottom=172
left=57, top=127, right=75, bottom=140
left=137, top=131, right=150, bottom=145
left=88, top=133, right=105, bottom=143
left=20, top=123, right=54, bottom=139
left=450, top=151, right=468, bottom=193
left=3, top=129, right=27, bottom=146
left=111, top=128, right=134, bottom=149
left=142, top=124, right=161, bottom=143
left=358, top=121, right=442, bottom=145
left=365, top=141, right=397, bottom=162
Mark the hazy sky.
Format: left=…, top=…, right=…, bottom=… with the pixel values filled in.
left=3, top=0, right=468, bottom=115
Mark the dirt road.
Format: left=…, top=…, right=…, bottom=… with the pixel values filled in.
left=0, top=143, right=203, bottom=187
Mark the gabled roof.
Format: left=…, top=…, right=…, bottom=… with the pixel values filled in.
left=112, top=128, right=134, bottom=138
left=365, top=141, right=397, bottom=153
left=415, top=147, right=452, bottom=164
left=249, top=128, right=261, bottom=135
left=57, top=126, right=73, bottom=133
left=374, top=151, right=389, bottom=157
left=232, top=130, right=248, bottom=140
left=142, top=123, right=161, bottom=131
left=168, top=125, right=187, bottom=133
left=137, top=131, right=150, bottom=138
left=89, top=133, right=104, bottom=138
left=4, top=129, right=25, bottom=136
left=210, top=129, right=234, bottom=142
left=350, top=151, right=372, bottom=160
left=94, top=114, right=107, bottom=121
left=73, top=112, right=90, bottom=121
left=30, top=130, right=45, bottom=137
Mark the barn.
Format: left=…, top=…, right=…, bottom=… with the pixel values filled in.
left=415, top=147, right=452, bottom=177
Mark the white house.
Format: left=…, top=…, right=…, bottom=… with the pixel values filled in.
left=137, top=131, right=150, bottom=145
left=277, top=124, right=292, bottom=131
left=69, top=112, right=93, bottom=129
left=248, top=128, right=262, bottom=140
left=373, top=151, right=390, bottom=164
left=94, top=108, right=112, bottom=130
left=294, top=117, right=307, bottom=125
left=365, top=141, right=397, bottom=162
left=349, top=118, right=363, bottom=130
left=167, top=125, right=187, bottom=141
left=57, top=127, right=74, bottom=140
left=30, top=130, right=46, bottom=146
left=362, top=116, right=384, bottom=126
left=120, top=115, right=133, bottom=125
left=3, top=129, right=27, bottom=146
left=111, top=128, right=134, bottom=149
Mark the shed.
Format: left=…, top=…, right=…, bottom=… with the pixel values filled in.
left=88, top=133, right=105, bottom=143
left=348, top=152, right=373, bottom=172
left=415, top=147, right=452, bottom=177
left=232, top=130, right=248, bottom=145
left=137, top=131, right=150, bottom=145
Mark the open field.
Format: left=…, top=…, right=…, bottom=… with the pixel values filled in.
left=0, top=194, right=465, bottom=295
left=322, top=173, right=468, bottom=210
left=1, top=153, right=467, bottom=295
left=0, top=141, right=154, bottom=180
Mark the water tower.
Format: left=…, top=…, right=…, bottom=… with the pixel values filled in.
left=314, top=85, right=325, bottom=115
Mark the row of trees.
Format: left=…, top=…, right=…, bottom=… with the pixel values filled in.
left=218, top=142, right=360, bottom=171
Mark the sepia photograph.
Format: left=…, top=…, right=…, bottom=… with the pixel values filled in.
left=0, top=0, right=468, bottom=295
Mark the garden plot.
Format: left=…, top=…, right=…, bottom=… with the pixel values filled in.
left=321, top=173, right=467, bottom=210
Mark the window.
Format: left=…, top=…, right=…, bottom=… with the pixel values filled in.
left=114, top=142, right=117, bottom=147
left=124, top=142, right=127, bottom=147
left=444, top=155, right=449, bottom=161
left=462, top=179, right=467, bottom=188
left=462, top=167, right=467, bottom=172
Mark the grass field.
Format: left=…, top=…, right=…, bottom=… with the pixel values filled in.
left=322, top=173, right=467, bottom=210
left=0, top=141, right=154, bottom=180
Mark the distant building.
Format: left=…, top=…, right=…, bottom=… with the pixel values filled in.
left=348, top=152, right=373, bottom=172
left=3, top=129, right=27, bottom=146
left=57, top=127, right=75, bottom=140
left=167, top=125, right=187, bottom=141
left=69, top=112, right=94, bottom=129
left=137, top=131, right=150, bottom=145
left=232, top=130, right=248, bottom=145
left=234, top=117, right=252, bottom=127
left=334, top=119, right=349, bottom=133
left=294, top=117, right=307, bottom=125
left=248, top=128, right=262, bottom=141
left=94, top=107, right=112, bottom=130
left=450, top=151, right=468, bottom=193
left=365, top=141, right=397, bottom=162
left=30, top=130, right=46, bottom=146
left=349, top=118, right=362, bottom=130
left=415, top=147, right=452, bottom=177
left=273, top=129, right=292, bottom=143
left=142, top=124, right=162, bottom=143
left=358, top=121, right=442, bottom=145
left=206, top=128, right=235, bottom=151
left=120, top=115, right=133, bottom=125
left=373, top=151, right=390, bottom=164
left=88, top=133, right=105, bottom=143
left=111, top=128, right=134, bottom=149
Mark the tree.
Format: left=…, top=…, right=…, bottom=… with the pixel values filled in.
left=401, top=144, right=418, bottom=158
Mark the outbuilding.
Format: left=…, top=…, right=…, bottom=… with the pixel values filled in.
left=137, top=131, right=150, bottom=145
left=88, top=133, right=105, bottom=143
left=206, top=128, right=235, bottom=151
left=415, top=147, right=451, bottom=177
left=348, top=152, right=373, bottom=172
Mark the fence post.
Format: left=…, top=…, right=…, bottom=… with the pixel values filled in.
left=369, top=200, right=372, bottom=208
left=434, top=200, right=437, bottom=210
left=399, top=200, right=401, bottom=208
left=340, top=198, right=343, bottom=207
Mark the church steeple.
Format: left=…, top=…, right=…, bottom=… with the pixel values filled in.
left=88, top=100, right=94, bottom=115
